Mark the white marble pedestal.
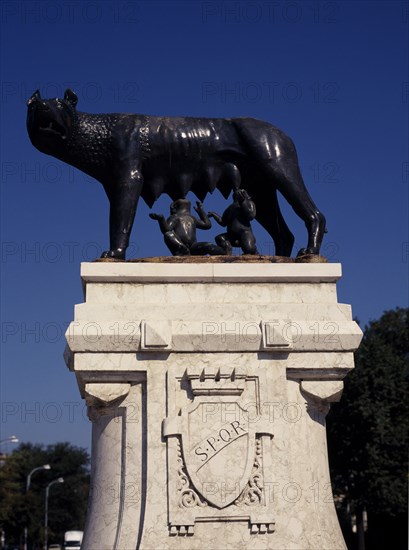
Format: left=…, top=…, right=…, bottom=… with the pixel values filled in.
left=64, top=262, right=362, bottom=550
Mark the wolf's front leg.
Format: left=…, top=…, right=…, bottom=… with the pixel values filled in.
left=101, top=172, right=143, bottom=260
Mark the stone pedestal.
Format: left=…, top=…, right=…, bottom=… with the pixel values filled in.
left=64, top=262, right=362, bottom=550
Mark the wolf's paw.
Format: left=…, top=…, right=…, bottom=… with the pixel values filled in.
left=100, top=248, right=125, bottom=260
left=296, top=247, right=319, bottom=257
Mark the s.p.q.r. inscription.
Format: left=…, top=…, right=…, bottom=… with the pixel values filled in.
left=192, top=420, right=248, bottom=470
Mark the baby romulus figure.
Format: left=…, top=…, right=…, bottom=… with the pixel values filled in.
left=208, top=189, right=259, bottom=255
left=149, top=199, right=226, bottom=256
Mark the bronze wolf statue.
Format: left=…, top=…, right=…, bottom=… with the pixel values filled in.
left=27, top=88, right=326, bottom=260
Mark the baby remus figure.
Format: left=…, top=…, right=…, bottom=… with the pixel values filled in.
left=150, top=199, right=226, bottom=256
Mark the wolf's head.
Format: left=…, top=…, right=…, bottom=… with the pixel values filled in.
left=27, top=88, right=78, bottom=156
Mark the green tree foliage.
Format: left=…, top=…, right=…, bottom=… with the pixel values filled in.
left=0, top=442, right=89, bottom=548
left=327, top=307, right=409, bottom=547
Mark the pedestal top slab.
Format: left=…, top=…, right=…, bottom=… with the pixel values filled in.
left=81, top=261, right=342, bottom=284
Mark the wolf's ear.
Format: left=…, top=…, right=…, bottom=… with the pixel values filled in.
left=64, top=89, right=78, bottom=108
left=27, top=89, right=41, bottom=106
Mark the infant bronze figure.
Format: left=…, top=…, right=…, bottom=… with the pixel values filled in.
left=27, top=88, right=326, bottom=260
left=209, top=189, right=258, bottom=255
left=149, top=199, right=225, bottom=256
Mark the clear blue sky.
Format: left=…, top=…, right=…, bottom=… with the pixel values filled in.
left=1, top=0, right=408, bottom=451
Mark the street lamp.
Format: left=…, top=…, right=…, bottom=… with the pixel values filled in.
left=0, top=435, right=19, bottom=445
left=25, top=464, right=51, bottom=550
left=26, top=464, right=51, bottom=492
left=45, top=478, right=64, bottom=550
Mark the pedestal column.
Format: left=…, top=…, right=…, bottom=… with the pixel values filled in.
left=65, top=262, right=362, bottom=550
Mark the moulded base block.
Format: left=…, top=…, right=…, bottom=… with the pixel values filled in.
left=64, top=262, right=362, bottom=549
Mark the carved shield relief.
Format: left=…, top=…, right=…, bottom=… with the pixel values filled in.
left=184, top=400, right=255, bottom=508
left=163, top=365, right=275, bottom=536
